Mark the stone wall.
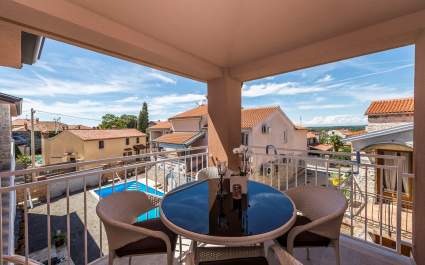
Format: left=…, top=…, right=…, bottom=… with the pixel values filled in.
left=367, top=114, right=413, bottom=132
left=0, top=104, right=11, bottom=171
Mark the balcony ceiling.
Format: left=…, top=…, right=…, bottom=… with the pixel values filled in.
left=1, top=0, right=425, bottom=81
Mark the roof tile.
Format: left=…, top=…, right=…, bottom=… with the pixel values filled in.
left=153, top=132, right=200, bottom=145
left=365, top=98, right=414, bottom=115
left=68, top=129, right=145, bottom=141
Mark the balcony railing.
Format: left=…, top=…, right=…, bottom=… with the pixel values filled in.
left=0, top=145, right=412, bottom=265
left=248, top=145, right=413, bottom=256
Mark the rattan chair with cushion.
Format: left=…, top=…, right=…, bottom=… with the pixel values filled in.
left=96, top=191, right=177, bottom=265
left=196, top=167, right=219, bottom=181
left=276, top=185, right=347, bottom=265
left=196, top=244, right=302, bottom=265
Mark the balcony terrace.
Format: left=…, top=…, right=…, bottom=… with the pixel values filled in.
left=0, top=146, right=415, bottom=265
left=1, top=1, right=425, bottom=264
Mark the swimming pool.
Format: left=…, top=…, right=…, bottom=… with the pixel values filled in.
left=94, top=180, right=163, bottom=198
left=94, top=180, right=163, bottom=222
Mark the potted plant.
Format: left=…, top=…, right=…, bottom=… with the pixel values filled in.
left=52, top=230, right=66, bottom=248
left=230, top=145, right=252, bottom=194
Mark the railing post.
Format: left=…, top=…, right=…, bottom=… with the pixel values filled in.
left=396, top=164, right=402, bottom=254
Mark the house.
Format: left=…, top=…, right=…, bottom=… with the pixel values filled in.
left=345, top=98, right=414, bottom=202
left=151, top=105, right=208, bottom=150
left=12, top=118, right=91, bottom=154
left=42, top=129, right=147, bottom=166
left=146, top=121, right=172, bottom=141
left=151, top=105, right=307, bottom=152
left=365, top=97, right=413, bottom=132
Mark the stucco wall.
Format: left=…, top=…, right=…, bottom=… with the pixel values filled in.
left=350, top=130, right=413, bottom=151
left=43, top=131, right=147, bottom=165
left=171, top=117, right=203, bottom=132
left=42, top=131, right=85, bottom=164
left=83, top=135, right=146, bottom=161
left=249, top=111, right=307, bottom=152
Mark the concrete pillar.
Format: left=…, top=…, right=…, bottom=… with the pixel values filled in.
left=0, top=21, right=22, bottom=68
left=414, top=32, right=425, bottom=264
left=207, top=71, right=242, bottom=170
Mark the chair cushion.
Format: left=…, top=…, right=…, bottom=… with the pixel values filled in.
left=277, top=215, right=331, bottom=248
left=199, top=257, right=269, bottom=265
left=115, top=218, right=177, bottom=257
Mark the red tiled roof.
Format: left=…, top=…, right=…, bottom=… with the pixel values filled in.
left=241, top=106, right=280, bottom=129
left=307, top=132, right=316, bottom=138
left=68, top=129, right=145, bottom=141
left=310, top=144, right=333, bottom=151
left=148, top=121, right=172, bottom=130
left=365, top=98, right=414, bottom=115
left=170, top=105, right=207, bottom=119
left=153, top=132, right=201, bottom=145
left=168, top=104, right=293, bottom=129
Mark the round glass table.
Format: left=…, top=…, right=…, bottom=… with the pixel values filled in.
left=160, top=179, right=296, bottom=246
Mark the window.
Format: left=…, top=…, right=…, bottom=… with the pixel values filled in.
left=241, top=132, right=249, bottom=145
left=125, top=137, right=130, bottom=145
left=98, top=140, right=104, bottom=149
left=283, top=130, right=288, bottom=144
left=136, top=137, right=140, bottom=144
left=261, top=124, right=269, bottom=134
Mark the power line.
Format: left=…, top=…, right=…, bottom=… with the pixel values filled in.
left=33, top=109, right=102, bottom=122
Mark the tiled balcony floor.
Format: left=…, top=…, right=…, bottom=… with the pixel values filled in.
left=91, top=236, right=412, bottom=265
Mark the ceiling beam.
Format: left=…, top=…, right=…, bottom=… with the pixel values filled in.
left=231, top=9, right=425, bottom=82
left=0, top=0, right=222, bottom=82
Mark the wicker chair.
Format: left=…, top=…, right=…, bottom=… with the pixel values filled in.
left=276, top=185, right=347, bottom=265
left=196, top=244, right=302, bottom=265
left=196, top=167, right=219, bottom=181
left=2, top=255, right=42, bottom=265
left=96, top=191, right=177, bottom=265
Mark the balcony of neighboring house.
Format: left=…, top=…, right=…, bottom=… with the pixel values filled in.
left=0, top=146, right=415, bottom=265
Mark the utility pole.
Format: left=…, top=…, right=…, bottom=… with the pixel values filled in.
left=30, top=108, right=36, bottom=180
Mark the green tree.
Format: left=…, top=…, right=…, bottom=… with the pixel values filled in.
left=138, top=102, right=149, bottom=133
left=120, top=114, right=138, bottom=128
left=319, top=131, right=329, bottom=144
left=16, top=154, right=31, bottom=168
left=328, top=134, right=344, bottom=152
left=99, top=114, right=126, bottom=129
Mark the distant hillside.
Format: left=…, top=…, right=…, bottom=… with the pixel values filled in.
left=307, top=125, right=366, bottom=132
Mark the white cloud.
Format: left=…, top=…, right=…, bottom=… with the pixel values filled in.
left=116, top=96, right=139, bottom=103
left=242, top=82, right=327, bottom=97
left=297, top=104, right=349, bottom=110
left=0, top=74, right=132, bottom=96
left=147, top=72, right=177, bottom=84
left=339, top=84, right=413, bottom=102
left=315, top=74, right=333, bottom=83
left=304, top=114, right=367, bottom=126
left=151, top=94, right=205, bottom=104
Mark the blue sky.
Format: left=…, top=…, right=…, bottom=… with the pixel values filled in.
left=0, top=39, right=414, bottom=127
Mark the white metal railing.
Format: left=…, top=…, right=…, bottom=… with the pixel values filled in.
left=248, top=146, right=413, bottom=256
left=0, top=146, right=208, bottom=265
left=0, top=144, right=413, bottom=264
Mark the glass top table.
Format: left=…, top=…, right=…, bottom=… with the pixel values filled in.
left=160, top=179, right=296, bottom=246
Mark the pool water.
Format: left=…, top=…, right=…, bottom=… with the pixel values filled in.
left=94, top=180, right=163, bottom=222
left=94, top=180, right=163, bottom=198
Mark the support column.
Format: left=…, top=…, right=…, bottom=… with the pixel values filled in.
left=414, top=32, right=425, bottom=264
left=0, top=21, right=22, bottom=68
left=207, top=71, right=242, bottom=170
